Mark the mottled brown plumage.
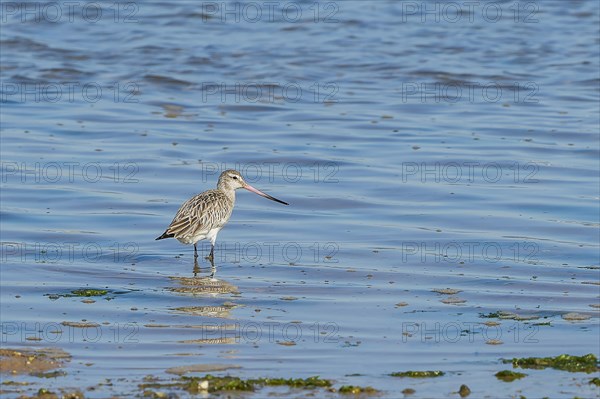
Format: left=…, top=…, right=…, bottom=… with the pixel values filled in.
left=156, top=169, right=288, bottom=259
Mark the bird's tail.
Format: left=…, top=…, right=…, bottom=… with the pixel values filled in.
left=155, top=231, right=175, bottom=240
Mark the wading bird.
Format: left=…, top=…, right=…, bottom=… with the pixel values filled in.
left=156, top=169, right=288, bottom=260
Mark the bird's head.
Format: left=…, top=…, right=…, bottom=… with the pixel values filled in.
left=218, top=169, right=288, bottom=205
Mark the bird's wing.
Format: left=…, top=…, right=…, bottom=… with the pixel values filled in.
left=166, top=190, right=232, bottom=239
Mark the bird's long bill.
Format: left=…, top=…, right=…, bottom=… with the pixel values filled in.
left=244, top=184, right=289, bottom=205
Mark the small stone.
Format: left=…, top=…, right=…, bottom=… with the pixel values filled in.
left=441, top=297, right=466, bottom=304
left=432, top=288, right=462, bottom=295
left=484, top=321, right=500, bottom=327
left=459, top=384, right=471, bottom=397
left=277, top=341, right=296, bottom=346
left=562, top=312, right=591, bottom=321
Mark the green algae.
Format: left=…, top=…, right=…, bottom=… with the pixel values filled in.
left=181, top=374, right=333, bottom=393
left=589, top=377, right=600, bottom=386
left=70, top=289, right=108, bottom=297
left=390, top=370, right=445, bottom=378
left=2, top=380, right=30, bottom=386
left=31, top=370, right=67, bottom=378
left=479, top=311, right=501, bottom=318
left=338, top=385, right=379, bottom=394
left=138, top=374, right=383, bottom=396
left=495, top=370, right=528, bottom=382
left=254, top=376, right=332, bottom=388
left=142, top=390, right=169, bottom=398
left=184, top=375, right=253, bottom=393
left=35, top=388, right=60, bottom=398
left=503, top=354, right=598, bottom=373
left=45, top=289, right=108, bottom=299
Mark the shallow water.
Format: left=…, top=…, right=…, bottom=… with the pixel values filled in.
left=1, top=1, right=599, bottom=398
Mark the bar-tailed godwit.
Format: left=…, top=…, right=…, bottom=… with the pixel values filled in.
left=156, top=169, right=288, bottom=260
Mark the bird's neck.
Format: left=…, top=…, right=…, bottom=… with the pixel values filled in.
left=217, top=183, right=236, bottom=203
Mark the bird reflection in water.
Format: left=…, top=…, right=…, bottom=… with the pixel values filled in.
left=170, top=255, right=239, bottom=296
left=192, top=255, right=217, bottom=279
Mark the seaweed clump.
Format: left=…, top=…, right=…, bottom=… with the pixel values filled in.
left=182, top=374, right=333, bottom=393
left=504, top=354, right=598, bottom=373
left=338, top=385, right=379, bottom=394
left=390, top=370, right=445, bottom=378
left=495, top=370, right=527, bottom=382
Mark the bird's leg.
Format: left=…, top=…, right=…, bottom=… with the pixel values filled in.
left=207, top=244, right=215, bottom=262
left=194, top=243, right=198, bottom=258
left=209, top=259, right=217, bottom=280
left=206, top=235, right=217, bottom=262
left=192, top=257, right=200, bottom=277
left=205, top=248, right=217, bottom=280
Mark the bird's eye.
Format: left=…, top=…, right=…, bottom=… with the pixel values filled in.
left=232, top=176, right=238, bottom=180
